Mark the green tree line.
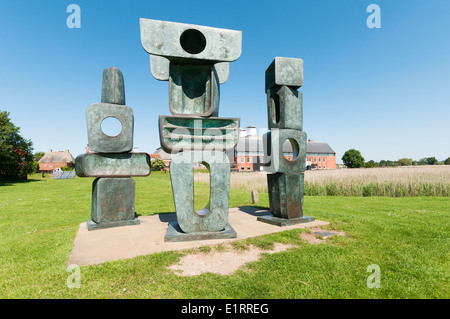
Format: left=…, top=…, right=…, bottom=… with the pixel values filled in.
left=342, top=149, right=450, bottom=168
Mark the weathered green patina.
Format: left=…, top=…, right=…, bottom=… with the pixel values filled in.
left=261, top=57, right=314, bottom=226
left=75, top=153, right=151, bottom=177
left=266, top=85, right=303, bottom=130
left=140, top=19, right=242, bottom=62
left=170, top=151, right=232, bottom=233
left=159, top=115, right=239, bottom=153
left=265, top=57, right=304, bottom=92
left=86, top=103, right=134, bottom=153
left=140, top=18, right=241, bottom=239
left=76, top=67, right=149, bottom=230
left=101, top=67, right=126, bottom=105
left=169, top=64, right=220, bottom=117
left=89, top=177, right=139, bottom=230
left=263, top=128, right=307, bottom=173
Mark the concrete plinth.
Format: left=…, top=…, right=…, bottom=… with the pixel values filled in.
left=87, top=218, right=140, bottom=231
left=68, top=206, right=326, bottom=266
left=257, top=214, right=315, bottom=227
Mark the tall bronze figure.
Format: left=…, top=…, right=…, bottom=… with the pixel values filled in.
left=261, top=57, right=314, bottom=226
left=140, top=19, right=241, bottom=241
left=75, top=67, right=151, bottom=230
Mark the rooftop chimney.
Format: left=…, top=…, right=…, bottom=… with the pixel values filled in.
left=246, top=126, right=258, bottom=137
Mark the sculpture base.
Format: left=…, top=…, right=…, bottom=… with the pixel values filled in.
left=164, top=221, right=237, bottom=242
left=87, top=218, right=140, bottom=231
left=257, top=215, right=315, bottom=227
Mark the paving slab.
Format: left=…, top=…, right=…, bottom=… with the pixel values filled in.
left=67, top=206, right=328, bottom=266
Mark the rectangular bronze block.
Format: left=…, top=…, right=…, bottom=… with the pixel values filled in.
left=75, top=153, right=151, bottom=177
left=267, top=86, right=303, bottom=130
left=169, top=64, right=219, bottom=117
left=265, top=57, right=303, bottom=91
left=267, top=172, right=305, bottom=219
left=90, top=177, right=137, bottom=226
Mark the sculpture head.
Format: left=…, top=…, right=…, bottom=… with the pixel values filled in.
left=139, top=18, right=242, bottom=84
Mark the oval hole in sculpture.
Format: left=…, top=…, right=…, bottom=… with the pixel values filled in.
left=282, top=138, right=299, bottom=161
left=180, top=29, right=207, bottom=55
left=193, top=162, right=210, bottom=216
left=272, top=94, right=280, bottom=124
left=101, top=116, right=123, bottom=137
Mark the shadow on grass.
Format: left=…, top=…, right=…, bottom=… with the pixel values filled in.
left=0, top=178, right=43, bottom=187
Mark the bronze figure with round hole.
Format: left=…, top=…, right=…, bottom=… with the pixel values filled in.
left=75, top=67, right=150, bottom=230
left=140, top=18, right=241, bottom=241
left=263, top=128, right=307, bottom=174
left=260, top=57, right=315, bottom=226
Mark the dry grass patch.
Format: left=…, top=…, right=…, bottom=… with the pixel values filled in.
left=194, top=166, right=450, bottom=197
left=300, top=227, right=347, bottom=244
left=168, top=242, right=295, bottom=276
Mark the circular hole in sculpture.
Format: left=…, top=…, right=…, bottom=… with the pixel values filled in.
left=282, top=138, right=300, bottom=161
left=180, top=29, right=207, bottom=55
left=101, top=116, right=123, bottom=137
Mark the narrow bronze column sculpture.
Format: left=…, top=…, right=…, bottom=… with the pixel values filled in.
left=260, top=57, right=315, bottom=226
left=139, top=19, right=241, bottom=241
left=75, top=67, right=151, bottom=230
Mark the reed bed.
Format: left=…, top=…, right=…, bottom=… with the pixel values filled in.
left=194, top=165, right=450, bottom=197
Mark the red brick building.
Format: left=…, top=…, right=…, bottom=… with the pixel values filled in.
left=151, top=126, right=337, bottom=172
left=230, top=127, right=336, bottom=171
left=303, top=139, right=337, bottom=170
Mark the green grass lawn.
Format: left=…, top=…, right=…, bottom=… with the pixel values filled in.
left=0, top=172, right=448, bottom=298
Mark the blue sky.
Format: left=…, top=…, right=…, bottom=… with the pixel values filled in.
left=1, top=0, right=449, bottom=163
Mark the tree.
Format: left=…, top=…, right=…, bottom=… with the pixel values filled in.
left=425, top=157, right=438, bottom=165
left=342, top=149, right=365, bottom=168
left=398, top=158, right=413, bottom=166
left=380, top=160, right=398, bottom=167
left=151, top=158, right=166, bottom=171
left=30, top=161, right=40, bottom=174
left=365, top=160, right=379, bottom=168
left=0, top=111, right=34, bottom=180
left=33, top=151, right=45, bottom=161
left=444, top=157, right=450, bottom=165
left=417, top=158, right=427, bottom=165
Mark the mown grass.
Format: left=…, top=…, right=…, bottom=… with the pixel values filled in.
left=0, top=172, right=449, bottom=298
